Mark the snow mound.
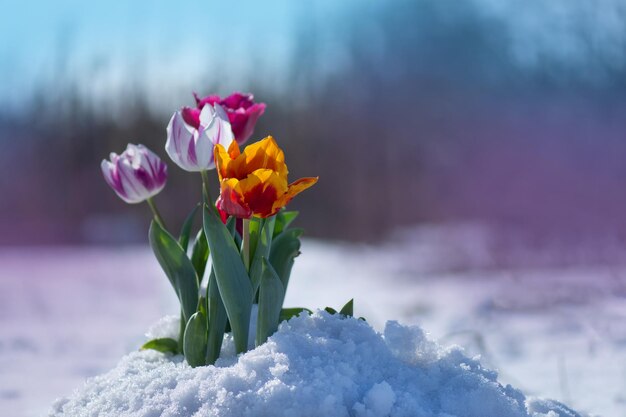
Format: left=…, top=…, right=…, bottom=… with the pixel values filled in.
left=48, top=312, right=581, bottom=417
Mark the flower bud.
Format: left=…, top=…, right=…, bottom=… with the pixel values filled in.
left=101, top=144, right=167, bottom=204
left=166, top=104, right=234, bottom=172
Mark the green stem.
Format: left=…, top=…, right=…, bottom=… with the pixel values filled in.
left=200, top=170, right=214, bottom=205
left=146, top=198, right=167, bottom=229
left=242, top=218, right=251, bottom=271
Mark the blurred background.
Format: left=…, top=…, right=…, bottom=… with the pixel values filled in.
left=3, top=0, right=626, bottom=252
left=2, top=0, right=626, bottom=416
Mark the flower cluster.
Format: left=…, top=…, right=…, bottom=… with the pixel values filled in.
left=101, top=92, right=331, bottom=367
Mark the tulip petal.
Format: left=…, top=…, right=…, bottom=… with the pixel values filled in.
left=219, top=178, right=253, bottom=219
left=272, top=177, right=319, bottom=214
left=214, top=143, right=232, bottom=181
left=196, top=105, right=235, bottom=170
left=101, top=159, right=127, bottom=200
left=214, top=136, right=317, bottom=218
left=166, top=111, right=200, bottom=171
left=223, top=136, right=288, bottom=182
left=240, top=169, right=288, bottom=218
left=231, top=102, right=266, bottom=144
left=181, top=107, right=201, bottom=129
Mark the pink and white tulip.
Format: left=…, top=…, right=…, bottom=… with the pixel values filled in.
left=101, top=144, right=167, bottom=204
left=165, top=104, right=234, bottom=172
left=194, top=92, right=266, bottom=145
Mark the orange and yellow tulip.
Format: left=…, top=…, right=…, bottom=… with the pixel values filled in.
left=214, top=136, right=318, bottom=219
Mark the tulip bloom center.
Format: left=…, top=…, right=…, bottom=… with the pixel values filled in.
left=215, top=136, right=317, bottom=219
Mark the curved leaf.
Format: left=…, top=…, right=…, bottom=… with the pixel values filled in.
left=191, top=229, right=209, bottom=285
left=273, top=210, right=299, bottom=237
left=179, top=204, right=200, bottom=252
left=340, top=298, right=354, bottom=317
left=256, top=258, right=285, bottom=346
left=202, top=205, right=252, bottom=353
left=140, top=338, right=179, bottom=354
left=149, top=221, right=199, bottom=323
left=279, top=307, right=312, bottom=322
left=183, top=311, right=208, bottom=368
left=206, top=268, right=228, bottom=365
left=269, top=228, right=303, bottom=292
left=250, top=216, right=276, bottom=294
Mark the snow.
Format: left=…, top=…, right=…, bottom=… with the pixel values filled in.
left=48, top=311, right=580, bottom=417
left=1, top=225, right=624, bottom=416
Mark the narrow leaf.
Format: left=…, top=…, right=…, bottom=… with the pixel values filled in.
left=339, top=298, right=354, bottom=317
left=179, top=204, right=200, bottom=252
left=279, top=307, right=312, bottom=322
left=269, top=228, right=303, bottom=292
left=183, top=311, right=208, bottom=368
left=273, top=210, right=299, bottom=237
left=248, top=217, right=264, bottom=259
left=149, top=221, right=199, bottom=324
left=249, top=216, right=276, bottom=294
left=324, top=307, right=337, bottom=315
left=190, top=229, right=209, bottom=285
left=256, top=258, right=286, bottom=347
left=206, top=268, right=228, bottom=365
left=203, top=205, right=253, bottom=354
left=140, top=338, right=179, bottom=354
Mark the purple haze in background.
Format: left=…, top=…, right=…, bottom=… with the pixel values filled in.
left=1, top=0, right=626, bottom=250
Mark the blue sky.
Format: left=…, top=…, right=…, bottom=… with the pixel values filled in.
left=2, top=0, right=626, bottom=110
left=0, top=0, right=349, bottom=108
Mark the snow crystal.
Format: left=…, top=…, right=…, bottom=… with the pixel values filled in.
left=48, top=311, right=582, bottom=417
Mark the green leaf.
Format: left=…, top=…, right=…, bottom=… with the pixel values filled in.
left=324, top=307, right=337, bottom=315
left=269, top=228, right=302, bottom=292
left=205, top=268, right=228, bottom=365
left=273, top=210, right=299, bottom=237
left=190, top=229, right=209, bottom=285
left=256, top=258, right=286, bottom=347
left=179, top=204, right=200, bottom=252
left=149, top=221, right=199, bottom=324
left=183, top=311, right=208, bottom=368
left=279, top=307, right=312, bottom=322
left=203, top=205, right=253, bottom=354
left=226, top=217, right=242, bottom=248
left=339, top=298, right=354, bottom=317
left=140, top=338, right=179, bottom=354
left=249, top=216, right=276, bottom=294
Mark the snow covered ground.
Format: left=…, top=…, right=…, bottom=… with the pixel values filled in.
left=1, top=226, right=625, bottom=416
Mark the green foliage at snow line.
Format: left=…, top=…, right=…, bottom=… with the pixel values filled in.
left=184, top=311, right=208, bottom=368
left=339, top=299, right=354, bottom=316
left=145, top=203, right=356, bottom=366
left=149, top=221, right=199, bottom=325
left=323, top=299, right=365, bottom=320
left=256, top=258, right=286, bottom=346
left=279, top=307, right=313, bottom=322
left=141, top=338, right=179, bottom=354
left=203, top=205, right=253, bottom=354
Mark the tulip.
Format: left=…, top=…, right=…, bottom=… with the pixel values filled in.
left=214, top=136, right=318, bottom=219
left=101, top=144, right=167, bottom=204
left=166, top=104, right=234, bottom=172
left=194, top=92, right=266, bottom=145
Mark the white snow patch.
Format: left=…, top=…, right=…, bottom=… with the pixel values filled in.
left=48, top=312, right=581, bottom=417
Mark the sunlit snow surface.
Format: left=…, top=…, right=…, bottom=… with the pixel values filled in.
left=1, top=230, right=625, bottom=416
left=48, top=312, right=579, bottom=417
